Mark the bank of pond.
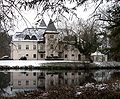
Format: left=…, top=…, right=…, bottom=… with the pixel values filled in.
left=0, top=61, right=120, bottom=70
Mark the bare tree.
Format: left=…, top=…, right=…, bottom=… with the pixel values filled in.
left=0, top=0, right=119, bottom=30
left=59, top=19, right=101, bottom=62
left=19, top=0, right=117, bottom=23
left=93, top=1, right=120, bottom=61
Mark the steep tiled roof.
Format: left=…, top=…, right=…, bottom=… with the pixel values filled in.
left=13, top=28, right=46, bottom=41
left=46, top=19, right=57, bottom=32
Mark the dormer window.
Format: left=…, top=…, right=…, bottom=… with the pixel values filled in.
left=24, top=35, right=30, bottom=40
left=31, top=35, right=37, bottom=40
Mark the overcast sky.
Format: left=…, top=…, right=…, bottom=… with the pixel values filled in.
left=8, top=1, right=107, bottom=35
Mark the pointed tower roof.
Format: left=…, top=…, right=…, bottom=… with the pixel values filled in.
left=46, top=19, right=57, bottom=32
left=39, top=19, right=46, bottom=27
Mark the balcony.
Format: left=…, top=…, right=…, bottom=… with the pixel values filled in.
left=38, top=49, right=45, bottom=53
left=45, top=56, right=64, bottom=60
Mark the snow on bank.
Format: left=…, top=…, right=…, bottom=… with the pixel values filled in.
left=0, top=60, right=80, bottom=67
left=94, top=61, right=120, bottom=67
left=0, top=60, right=120, bottom=67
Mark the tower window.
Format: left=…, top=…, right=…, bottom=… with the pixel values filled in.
left=50, top=35, right=54, bottom=38
left=26, top=80, right=29, bottom=85
left=18, top=81, right=21, bottom=86
left=40, top=44, right=44, bottom=50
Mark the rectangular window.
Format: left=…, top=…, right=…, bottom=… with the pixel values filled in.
left=18, top=81, right=21, bottom=86
left=40, top=72, right=44, bottom=76
left=33, top=45, right=36, bottom=50
left=33, top=72, right=36, bottom=76
left=26, top=45, right=29, bottom=50
left=26, top=80, right=29, bottom=85
left=18, top=45, right=21, bottom=49
left=33, top=54, right=36, bottom=58
left=65, top=54, right=67, bottom=58
left=65, top=72, right=67, bottom=75
left=33, top=80, right=36, bottom=85
left=40, top=44, right=44, bottom=50
left=50, top=35, right=54, bottom=38
left=41, top=54, right=43, bottom=58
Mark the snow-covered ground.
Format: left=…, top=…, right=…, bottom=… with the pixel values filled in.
left=94, top=61, right=120, bottom=67
left=0, top=60, right=120, bottom=67
left=0, top=60, right=81, bottom=67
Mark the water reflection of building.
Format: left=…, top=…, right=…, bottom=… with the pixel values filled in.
left=10, top=70, right=115, bottom=91
left=37, top=72, right=45, bottom=89
left=10, top=72, right=37, bottom=89
left=10, top=71, right=94, bottom=90
left=37, top=71, right=86, bottom=89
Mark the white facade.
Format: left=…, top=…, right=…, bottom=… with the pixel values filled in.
left=11, top=19, right=106, bottom=61
left=91, top=52, right=108, bottom=62
left=11, top=41, right=38, bottom=60
left=11, top=19, right=85, bottom=61
left=10, top=72, right=37, bottom=89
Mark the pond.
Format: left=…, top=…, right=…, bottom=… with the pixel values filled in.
left=0, top=69, right=120, bottom=97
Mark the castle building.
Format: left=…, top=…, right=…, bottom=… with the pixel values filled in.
left=10, top=19, right=85, bottom=61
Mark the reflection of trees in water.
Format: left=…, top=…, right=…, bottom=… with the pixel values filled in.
left=39, top=70, right=120, bottom=89
left=78, top=70, right=96, bottom=85
left=109, top=70, right=120, bottom=82
left=8, top=70, right=120, bottom=92
left=46, top=70, right=96, bottom=88
left=94, top=70, right=111, bottom=82
left=111, top=71, right=120, bottom=78
left=0, top=72, right=10, bottom=95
